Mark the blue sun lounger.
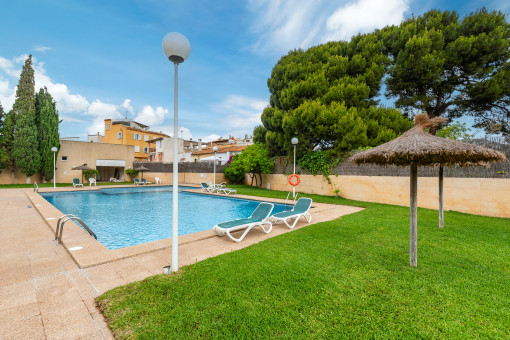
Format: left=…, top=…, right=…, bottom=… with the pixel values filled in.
left=213, top=202, right=274, bottom=242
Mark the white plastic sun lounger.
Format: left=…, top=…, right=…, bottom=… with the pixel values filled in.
left=201, top=182, right=217, bottom=193
left=213, top=202, right=274, bottom=242
left=271, top=198, right=312, bottom=229
left=216, top=187, right=237, bottom=195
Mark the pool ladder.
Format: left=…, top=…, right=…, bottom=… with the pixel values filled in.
left=284, top=191, right=300, bottom=211
left=34, top=182, right=38, bottom=192
left=55, top=214, right=97, bottom=244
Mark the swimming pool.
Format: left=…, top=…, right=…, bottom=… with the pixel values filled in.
left=41, top=186, right=287, bottom=250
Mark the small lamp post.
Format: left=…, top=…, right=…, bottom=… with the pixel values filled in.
left=291, top=138, right=298, bottom=199
left=162, top=32, right=190, bottom=273
left=213, top=146, right=218, bottom=187
left=51, top=147, right=58, bottom=188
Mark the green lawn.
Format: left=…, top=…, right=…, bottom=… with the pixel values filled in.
left=0, top=181, right=133, bottom=188
left=96, top=185, right=510, bottom=339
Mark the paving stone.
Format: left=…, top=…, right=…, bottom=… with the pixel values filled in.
left=0, top=281, right=37, bottom=311
left=0, top=302, right=44, bottom=339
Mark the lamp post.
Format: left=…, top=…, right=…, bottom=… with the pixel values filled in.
left=162, top=32, right=190, bottom=273
left=213, top=146, right=218, bottom=187
left=51, top=147, right=58, bottom=188
left=291, top=137, right=298, bottom=199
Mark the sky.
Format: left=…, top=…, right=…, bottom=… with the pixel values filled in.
left=0, top=0, right=508, bottom=142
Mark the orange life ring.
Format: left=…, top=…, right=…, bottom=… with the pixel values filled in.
left=288, top=174, right=300, bottom=186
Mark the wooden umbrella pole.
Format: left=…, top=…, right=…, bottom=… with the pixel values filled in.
left=410, top=163, right=418, bottom=267
left=439, top=166, right=444, bottom=228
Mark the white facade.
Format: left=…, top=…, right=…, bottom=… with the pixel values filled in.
left=152, top=137, right=198, bottom=162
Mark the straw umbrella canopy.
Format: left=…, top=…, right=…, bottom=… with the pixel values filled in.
left=135, top=165, right=151, bottom=180
left=71, top=164, right=94, bottom=184
left=350, top=113, right=506, bottom=267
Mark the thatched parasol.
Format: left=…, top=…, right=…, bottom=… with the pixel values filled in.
left=350, top=113, right=506, bottom=267
left=72, top=164, right=94, bottom=184
left=135, top=165, right=151, bottom=180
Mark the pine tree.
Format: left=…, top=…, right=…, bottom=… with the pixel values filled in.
left=1, top=110, right=16, bottom=183
left=36, top=87, right=60, bottom=181
left=12, top=55, right=41, bottom=181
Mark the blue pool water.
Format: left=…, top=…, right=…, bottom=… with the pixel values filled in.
left=41, top=186, right=286, bottom=250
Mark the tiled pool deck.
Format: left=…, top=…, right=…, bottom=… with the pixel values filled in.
left=0, top=185, right=363, bottom=339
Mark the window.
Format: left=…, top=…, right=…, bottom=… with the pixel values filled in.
left=105, top=124, right=110, bottom=131
left=143, top=147, right=148, bottom=153
left=61, top=156, right=68, bottom=161
left=117, top=132, right=123, bottom=139
left=135, top=146, right=140, bottom=152
left=144, top=135, right=148, bottom=141
left=134, top=133, right=141, bottom=140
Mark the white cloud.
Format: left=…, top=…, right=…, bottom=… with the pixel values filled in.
left=201, top=134, right=221, bottom=142
left=59, top=115, right=86, bottom=123
left=34, top=46, right=51, bottom=52
left=323, top=0, right=409, bottom=42
left=33, top=60, right=89, bottom=113
left=0, top=54, right=178, bottom=139
left=248, top=0, right=409, bottom=56
left=212, top=94, right=268, bottom=131
left=121, top=99, right=135, bottom=117
left=150, top=125, right=193, bottom=140
left=85, top=100, right=123, bottom=134
left=134, top=105, right=167, bottom=127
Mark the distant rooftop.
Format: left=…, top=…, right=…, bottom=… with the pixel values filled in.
left=109, top=119, right=149, bottom=130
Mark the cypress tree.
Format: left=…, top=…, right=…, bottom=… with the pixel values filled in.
left=12, top=55, right=41, bottom=181
left=0, top=101, right=4, bottom=131
left=0, top=101, right=5, bottom=171
left=1, top=110, right=16, bottom=183
left=36, top=87, right=60, bottom=181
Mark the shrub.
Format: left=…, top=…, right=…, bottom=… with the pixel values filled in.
left=125, top=168, right=139, bottom=181
left=83, top=169, right=99, bottom=181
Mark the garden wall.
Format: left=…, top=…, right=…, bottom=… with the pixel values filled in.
left=140, top=172, right=226, bottom=186
left=251, top=174, right=510, bottom=218
left=0, top=168, right=42, bottom=185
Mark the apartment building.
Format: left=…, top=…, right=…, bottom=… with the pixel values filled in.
left=104, top=119, right=170, bottom=161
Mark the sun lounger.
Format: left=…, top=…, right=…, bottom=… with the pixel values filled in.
left=72, top=178, right=83, bottom=188
left=216, top=187, right=237, bottom=195
left=200, top=182, right=217, bottom=193
left=208, top=180, right=226, bottom=189
left=213, top=202, right=274, bottom=242
left=271, top=198, right=312, bottom=229
left=141, top=178, right=152, bottom=185
left=134, top=178, right=143, bottom=185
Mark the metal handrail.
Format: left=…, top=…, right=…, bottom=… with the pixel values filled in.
left=34, top=182, right=38, bottom=192
left=284, top=191, right=300, bottom=211
left=55, top=214, right=97, bottom=244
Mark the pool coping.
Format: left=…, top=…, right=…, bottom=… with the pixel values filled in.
left=27, top=184, right=364, bottom=269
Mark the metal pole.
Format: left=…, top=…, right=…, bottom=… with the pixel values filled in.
left=214, top=152, right=216, bottom=187
left=172, top=62, right=179, bottom=273
left=53, top=151, right=56, bottom=188
left=293, top=145, right=296, bottom=199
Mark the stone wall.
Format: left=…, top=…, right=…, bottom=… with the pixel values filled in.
left=133, top=161, right=227, bottom=174
left=274, top=157, right=510, bottom=178
left=251, top=174, right=510, bottom=218
left=138, top=172, right=226, bottom=186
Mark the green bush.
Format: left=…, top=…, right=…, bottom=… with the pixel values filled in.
left=224, top=155, right=245, bottom=184
left=223, top=144, right=274, bottom=187
left=125, top=168, right=139, bottom=181
left=83, top=169, right=99, bottom=181
left=298, top=151, right=331, bottom=176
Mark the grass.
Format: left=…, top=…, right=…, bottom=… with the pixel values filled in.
left=0, top=181, right=133, bottom=188
left=96, top=185, right=509, bottom=339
